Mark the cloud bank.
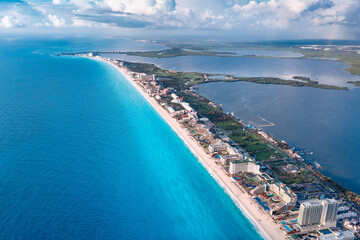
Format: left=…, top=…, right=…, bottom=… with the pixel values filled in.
left=0, top=0, right=359, bottom=39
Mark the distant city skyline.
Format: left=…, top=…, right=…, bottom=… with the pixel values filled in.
left=0, top=0, right=359, bottom=40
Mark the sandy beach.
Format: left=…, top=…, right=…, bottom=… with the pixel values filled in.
left=100, top=57, right=287, bottom=240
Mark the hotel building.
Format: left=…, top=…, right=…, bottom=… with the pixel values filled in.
left=298, top=198, right=339, bottom=230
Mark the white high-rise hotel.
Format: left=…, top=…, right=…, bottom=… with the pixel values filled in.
left=298, top=199, right=338, bottom=230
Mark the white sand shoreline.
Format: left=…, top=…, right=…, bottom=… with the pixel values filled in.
left=93, top=57, right=287, bottom=240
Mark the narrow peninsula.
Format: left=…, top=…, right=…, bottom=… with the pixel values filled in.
left=61, top=52, right=360, bottom=240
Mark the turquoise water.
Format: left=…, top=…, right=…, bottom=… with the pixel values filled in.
left=283, top=225, right=291, bottom=233
left=0, top=39, right=263, bottom=239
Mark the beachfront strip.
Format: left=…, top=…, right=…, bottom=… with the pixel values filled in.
left=87, top=54, right=359, bottom=240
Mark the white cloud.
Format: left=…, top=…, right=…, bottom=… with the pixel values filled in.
left=0, top=0, right=358, bottom=39
left=312, top=15, right=345, bottom=25
left=1, top=16, right=15, bottom=28
left=70, top=0, right=95, bottom=10
left=102, top=0, right=125, bottom=12
left=102, top=0, right=175, bottom=15
left=231, top=0, right=319, bottom=28
left=0, top=15, right=25, bottom=28
left=309, top=0, right=357, bottom=26
left=48, top=14, right=66, bottom=27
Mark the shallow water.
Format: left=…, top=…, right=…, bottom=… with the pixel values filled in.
left=0, top=38, right=263, bottom=239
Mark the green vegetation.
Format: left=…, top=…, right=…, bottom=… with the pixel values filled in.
left=177, top=93, right=285, bottom=163
left=217, top=121, right=239, bottom=130
left=229, top=76, right=347, bottom=90
left=277, top=169, right=316, bottom=185
left=298, top=50, right=360, bottom=76
left=123, top=48, right=234, bottom=58
left=122, top=61, right=204, bottom=90
left=348, top=81, right=360, bottom=86
left=121, top=60, right=348, bottom=90
left=257, top=149, right=286, bottom=162
left=229, top=132, right=268, bottom=152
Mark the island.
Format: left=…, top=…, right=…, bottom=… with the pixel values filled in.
left=348, top=81, right=360, bottom=87
left=98, top=57, right=348, bottom=90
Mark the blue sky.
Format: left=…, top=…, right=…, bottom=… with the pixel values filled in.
left=0, top=0, right=359, bottom=39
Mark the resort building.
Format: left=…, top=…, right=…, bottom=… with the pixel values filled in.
left=199, top=117, right=210, bottom=123
left=171, top=93, right=179, bottom=100
left=258, top=130, right=276, bottom=143
left=194, top=124, right=214, bottom=143
left=249, top=181, right=297, bottom=215
left=227, top=146, right=240, bottom=155
left=208, top=140, right=241, bottom=156
left=167, top=106, right=175, bottom=115
left=321, top=199, right=339, bottom=227
left=251, top=184, right=267, bottom=195
left=220, top=155, right=242, bottom=166
left=136, top=73, right=147, bottom=80
left=268, top=182, right=297, bottom=205
left=229, top=160, right=260, bottom=175
left=320, top=230, right=354, bottom=240
left=181, top=102, right=194, bottom=112
left=208, top=142, right=228, bottom=153
left=298, top=198, right=339, bottom=230
left=281, top=164, right=299, bottom=174
left=267, top=182, right=298, bottom=214
left=136, top=73, right=155, bottom=81
left=161, top=88, right=173, bottom=95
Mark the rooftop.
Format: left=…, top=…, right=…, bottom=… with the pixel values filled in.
left=231, top=160, right=258, bottom=165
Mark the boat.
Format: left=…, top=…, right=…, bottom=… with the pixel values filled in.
left=298, top=150, right=314, bottom=155
left=314, top=162, right=322, bottom=169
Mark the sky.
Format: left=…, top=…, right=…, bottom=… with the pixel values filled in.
left=0, top=0, right=359, bottom=40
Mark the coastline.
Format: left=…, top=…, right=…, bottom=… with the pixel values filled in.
left=93, top=57, right=287, bottom=240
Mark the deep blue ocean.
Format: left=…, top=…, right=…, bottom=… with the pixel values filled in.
left=0, top=38, right=263, bottom=239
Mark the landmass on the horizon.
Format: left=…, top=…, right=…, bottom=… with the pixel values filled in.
left=61, top=44, right=354, bottom=91
left=83, top=41, right=360, bottom=76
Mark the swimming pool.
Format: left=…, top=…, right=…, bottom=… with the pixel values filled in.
left=254, top=197, right=270, bottom=211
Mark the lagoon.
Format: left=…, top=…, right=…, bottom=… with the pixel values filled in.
left=212, top=49, right=303, bottom=58
left=196, top=81, right=360, bottom=194
left=103, top=53, right=359, bottom=87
